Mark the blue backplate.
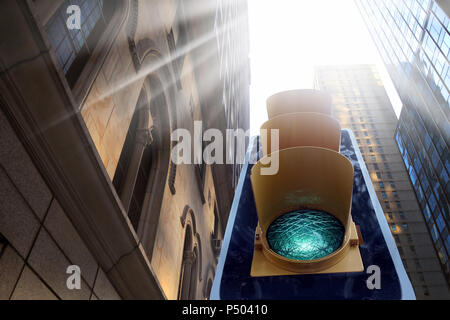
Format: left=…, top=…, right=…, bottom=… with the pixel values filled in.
left=211, top=130, right=415, bottom=300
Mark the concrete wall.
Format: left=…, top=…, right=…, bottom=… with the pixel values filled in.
left=0, top=108, right=119, bottom=300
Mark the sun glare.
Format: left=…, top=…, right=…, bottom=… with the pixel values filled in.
left=248, top=0, right=403, bottom=135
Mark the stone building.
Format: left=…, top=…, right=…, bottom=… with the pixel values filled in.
left=0, top=0, right=250, bottom=300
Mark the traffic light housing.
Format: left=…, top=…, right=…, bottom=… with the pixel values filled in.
left=250, top=89, right=364, bottom=277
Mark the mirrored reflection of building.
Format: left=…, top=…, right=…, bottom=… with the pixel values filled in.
left=315, top=64, right=449, bottom=299
left=0, top=0, right=249, bottom=300
left=355, top=0, right=450, bottom=298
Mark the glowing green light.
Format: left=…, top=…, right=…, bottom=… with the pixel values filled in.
left=267, top=209, right=345, bottom=261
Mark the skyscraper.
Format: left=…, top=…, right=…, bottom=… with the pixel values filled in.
left=355, top=0, right=449, bottom=297
left=315, top=64, right=449, bottom=299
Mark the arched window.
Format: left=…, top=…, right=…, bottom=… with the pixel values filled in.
left=128, top=142, right=152, bottom=229
left=44, top=0, right=117, bottom=87
left=113, top=89, right=153, bottom=230
left=178, top=225, right=199, bottom=300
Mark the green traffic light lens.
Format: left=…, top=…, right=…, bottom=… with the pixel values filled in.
left=266, top=209, right=345, bottom=261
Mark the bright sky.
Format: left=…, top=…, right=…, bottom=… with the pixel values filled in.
left=248, top=0, right=403, bottom=135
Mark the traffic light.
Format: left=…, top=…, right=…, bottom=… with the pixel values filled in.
left=250, top=89, right=364, bottom=276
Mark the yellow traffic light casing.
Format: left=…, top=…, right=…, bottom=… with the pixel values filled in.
left=250, top=89, right=364, bottom=277
left=260, top=112, right=342, bottom=155
left=266, top=89, right=333, bottom=118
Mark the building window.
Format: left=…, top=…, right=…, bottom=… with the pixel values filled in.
left=417, top=271, right=424, bottom=281
left=179, top=224, right=200, bottom=300
left=168, top=0, right=190, bottom=90
left=213, top=204, right=220, bottom=240
left=403, top=223, right=409, bottom=231
left=113, top=95, right=153, bottom=231
left=414, top=259, right=421, bottom=268
left=45, top=0, right=115, bottom=87
left=382, top=191, right=387, bottom=199
left=0, top=233, right=8, bottom=259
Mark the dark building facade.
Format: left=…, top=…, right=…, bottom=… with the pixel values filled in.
left=0, top=0, right=249, bottom=300
left=355, top=0, right=449, bottom=296
left=315, top=64, right=449, bottom=299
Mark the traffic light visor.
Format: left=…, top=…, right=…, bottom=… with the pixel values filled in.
left=260, top=112, right=341, bottom=155
left=267, top=89, right=333, bottom=119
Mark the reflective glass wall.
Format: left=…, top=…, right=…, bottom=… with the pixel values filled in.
left=356, top=0, right=450, bottom=288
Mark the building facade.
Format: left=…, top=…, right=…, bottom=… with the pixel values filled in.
left=315, top=64, right=449, bottom=299
left=0, top=0, right=249, bottom=300
left=355, top=0, right=450, bottom=295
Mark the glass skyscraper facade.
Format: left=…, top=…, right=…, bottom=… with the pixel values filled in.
left=356, top=0, right=450, bottom=293
left=316, top=65, right=448, bottom=299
